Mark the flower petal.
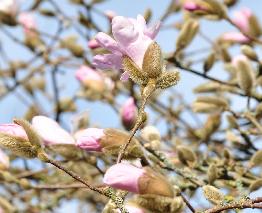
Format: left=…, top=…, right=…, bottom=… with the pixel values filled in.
left=93, top=54, right=122, bottom=70
left=95, top=32, right=121, bottom=54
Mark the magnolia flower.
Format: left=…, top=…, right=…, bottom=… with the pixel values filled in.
left=0, top=0, right=18, bottom=16
left=220, top=32, right=250, bottom=44
left=18, top=12, right=37, bottom=37
left=0, top=148, right=9, bottom=169
left=232, top=8, right=252, bottom=34
left=121, top=97, right=137, bottom=130
left=0, top=123, right=28, bottom=139
left=75, top=65, right=114, bottom=92
left=75, top=128, right=104, bottom=151
left=32, top=116, right=75, bottom=145
left=103, top=163, right=174, bottom=197
left=93, top=15, right=161, bottom=80
left=88, top=39, right=100, bottom=49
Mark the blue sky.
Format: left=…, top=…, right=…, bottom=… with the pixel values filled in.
left=0, top=0, right=261, bottom=212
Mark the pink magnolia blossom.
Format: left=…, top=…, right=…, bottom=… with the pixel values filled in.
left=18, top=12, right=37, bottom=36
left=93, top=15, right=161, bottom=81
left=103, top=163, right=145, bottom=193
left=75, top=128, right=105, bottom=151
left=0, top=148, right=9, bottom=169
left=121, top=97, right=137, bottom=129
left=0, top=123, right=28, bottom=139
left=220, top=32, right=250, bottom=44
left=0, top=0, right=18, bottom=16
left=75, top=65, right=114, bottom=90
left=32, top=116, right=75, bottom=145
left=88, top=39, right=100, bottom=49
left=183, top=1, right=207, bottom=12
left=232, top=8, right=252, bottom=34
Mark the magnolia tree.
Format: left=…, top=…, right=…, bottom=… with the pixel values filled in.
left=0, top=0, right=262, bottom=212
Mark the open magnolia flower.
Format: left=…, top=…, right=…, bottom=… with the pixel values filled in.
left=93, top=15, right=161, bottom=81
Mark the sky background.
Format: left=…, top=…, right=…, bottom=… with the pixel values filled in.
left=0, top=0, right=261, bottom=212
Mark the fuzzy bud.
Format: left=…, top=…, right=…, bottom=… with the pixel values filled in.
left=203, top=185, right=224, bottom=204
left=241, top=45, right=258, bottom=61
left=250, top=150, right=262, bottom=168
left=177, top=145, right=197, bottom=166
left=120, top=98, right=137, bottom=130
left=156, top=70, right=180, bottom=89
left=204, top=52, right=216, bottom=73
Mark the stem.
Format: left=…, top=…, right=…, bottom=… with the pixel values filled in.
left=180, top=192, right=196, bottom=213
left=116, top=81, right=156, bottom=163
left=203, top=197, right=262, bottom=213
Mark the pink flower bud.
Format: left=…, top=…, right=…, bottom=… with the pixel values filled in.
left=121, top=97, right=137, bottom=130
left=0, top=123, right=28, bottom=139
left=88, top=39, right=100, bottom=49
left=232, top=8, right=252, bottom=34
left=104, top=163, right=174, bottom=197
left=0, top=148, right=9, bottom=169
left=183, top=1, right=207, bottom=12
left=103, top=163, right=145, bottom=193
left=117, top=204, right=146, bottom=213
left=75, top=128, right=104, bottom=151
left=232, top=54, right=248, bottom=67
left=75, top=65, right=102, bottom=83
left=18, top=12, right=37, bottom=37
left=32, top=116, right=75, bottom=145
left=220, top=32, right=250, bottom=44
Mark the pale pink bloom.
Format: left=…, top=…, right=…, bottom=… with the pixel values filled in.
left=103, top=163, right=145, bottom=193
left=18, top=12, right=37, bottom=36
left=93, top=15, right=161, bottom=81
left=121, top=97, right=137, bottom=129
left=183, top=1, right=207, bottom=12
left=232, top=8, right=252, bottom=34
left=104, top=10, right=116, bottom=20
left=0, top=123, right=28, bottom=139
left=0, top=148, right=9, bottom=169
left=75, top=128, right=104, bottom=151
left=221, top=32, right=250, bottom=44
left=0, top=0, right=18, bottom=16
left=88, top=39, right=100, bottom=49
left=32, top=116, right=75, bottom=145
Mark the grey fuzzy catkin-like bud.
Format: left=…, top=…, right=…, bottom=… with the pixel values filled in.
left=236, top=58, right=254, bottom=95
left=203, top=185, right=224, bottom=204
left=156, top=70, right=180, bottom=89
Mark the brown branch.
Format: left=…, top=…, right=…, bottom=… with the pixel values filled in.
left=204, top=197, right=262, bottom=213
left=180, top=192, right=196, bottom=213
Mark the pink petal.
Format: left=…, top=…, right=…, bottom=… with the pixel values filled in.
left=75, top=128, right=104, bottom=152
left=88, top=39, right=100, bottom=49
left=232, top=8, right=252, bottom=33
left=121, top=97, right=137, bottom=124
left=0, top=123, right=28, bottom=139
left=221, top=32, right=250, bottom=43
left=32, top=116, right=75, bottom=145
left=93, top=53, right=122, bottom=70
left=144, top=21, right=161, bottom=39
left=120, top=71, right=130, bottom=81
left=103, top=163, right=145, bottom=193
left=95, top=32, right=121, bottom=54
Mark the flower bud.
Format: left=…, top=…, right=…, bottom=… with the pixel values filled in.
left=103, top=163, right=174, bottom=197
left=88, top=39, right=100, bottom=49
left=241, top=45, right=258, bottom=61
left=233, top=55, right=254, bottom=95
left=75, top=128, right=104, bottom=151
left=203, top=52, right=216, bottom=73
left=250, top=150, right=262, bottom=168
left=141, top=126, right=160, bottom=141
left=156, top=70, right=180, bottom=89
left=121, top=98, right=137, bottom=130
left=32, top=116, right=75, bottom=145
left=203, top=185, right=224, bottom=204
left=0, top=124, right=28, bottom=140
